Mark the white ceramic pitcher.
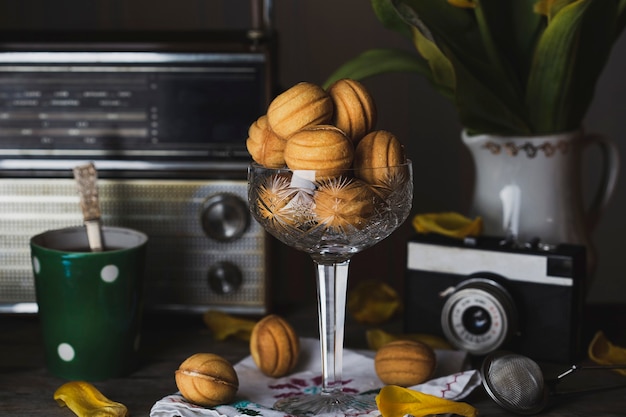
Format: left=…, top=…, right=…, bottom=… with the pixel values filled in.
left=462, top=129, right=619, bottom=254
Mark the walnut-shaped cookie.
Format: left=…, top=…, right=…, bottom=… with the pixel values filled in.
left=354, top=130, right=406, bottom=186
left=250, top=314, right=300, bottom=378
left=284, top=125, right=354, bottom=178
left=314, top=177, right=380, bottom=230
left=267, top=82, right=333, bottom=141
left=246, top=115, right=286, bottom=168
left=328, top=78, right=377, bottom=144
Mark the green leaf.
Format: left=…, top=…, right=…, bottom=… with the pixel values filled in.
left=322, top=48, right=433, bottom=89
left=324, top=0, right=624, bottom=135
left=476, top=0, right=543, bottom=93
left=392, top=0, right=480, bottom=54
left=392, top=0, right=529, bottom=131
left=412, top=27, right=455, bottom=95
left=447, top=46, right=533, bottom=135
left=371, top=0, right=413, bottom=40
left=526, top=0, right=618, bottom=133
left=544, top=0, right=580, bottom=20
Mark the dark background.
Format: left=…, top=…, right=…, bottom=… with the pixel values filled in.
left=0, top=0, right=624, bottom=307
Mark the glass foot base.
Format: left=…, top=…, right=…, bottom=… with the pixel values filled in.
left=273, top=391, right=377, bottom=416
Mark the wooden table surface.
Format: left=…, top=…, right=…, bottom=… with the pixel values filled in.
left=1, top=304, right=625, bottom=417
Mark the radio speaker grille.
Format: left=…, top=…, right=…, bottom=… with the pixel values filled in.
left=0, top=178, right=268, bottom=314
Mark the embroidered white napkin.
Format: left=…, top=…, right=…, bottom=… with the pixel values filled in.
left=150, top=338, right=481, bottom=417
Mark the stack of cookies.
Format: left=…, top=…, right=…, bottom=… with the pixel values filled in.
left=247, top=79, right=406, bottom=177
left=247, top=80, right=409, bottom=231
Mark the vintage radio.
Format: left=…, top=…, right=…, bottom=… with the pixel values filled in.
left=0, top=7, right=274, bottom=314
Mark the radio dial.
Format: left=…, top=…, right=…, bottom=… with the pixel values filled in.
left=208, top=261, right=243, bottom=295
left=201, top=193, right=250, bottom=242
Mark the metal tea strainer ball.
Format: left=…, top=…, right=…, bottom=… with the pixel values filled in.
left=480, top=351, right=549, bottom=415
left=480, top=351, right=626, bottom=415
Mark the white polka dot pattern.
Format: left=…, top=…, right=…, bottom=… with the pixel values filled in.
left=101, top=264, right=119, bottom=283
left=32, top=256, right=41, bottom=274
left=57, top=343, right=75, bottom=362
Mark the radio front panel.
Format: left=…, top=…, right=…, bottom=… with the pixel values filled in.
left=0, top=52, right=268, bottom=160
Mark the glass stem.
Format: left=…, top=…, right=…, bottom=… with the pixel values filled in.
left=314, top=259, right=349, bottom=395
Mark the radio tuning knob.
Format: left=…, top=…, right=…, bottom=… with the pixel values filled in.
left=208, top=261, right=243, bottom=295
left=200, top=193, right=250, bottom=242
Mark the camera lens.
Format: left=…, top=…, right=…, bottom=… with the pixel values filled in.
left=462, top=306, right=491, bottom=335
left=441, top=278, right=517, bottom=355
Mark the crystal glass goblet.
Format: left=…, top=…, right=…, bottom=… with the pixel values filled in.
left=248, top=161, right=413, bottom=416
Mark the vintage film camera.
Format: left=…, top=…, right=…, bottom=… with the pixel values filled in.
left=0, top=4, right=274, bottom=314
left=405, top=233, right=586, bottom=363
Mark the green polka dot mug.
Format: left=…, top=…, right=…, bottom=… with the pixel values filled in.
left=30, top=226, right=148, bottom=381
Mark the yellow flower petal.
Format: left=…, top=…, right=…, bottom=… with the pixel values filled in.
left=366, top=328, right=453, bottom=351
left=377, top=385, right=478, bottom=417
left=54, top=381, right=128, bottom=417
left=412, top=212, right=482, bottom=238
left=447, top=0, right=476, bottom=9
left=588, top=331, right=626, bottom=376
left=347, top=280, right=401, bottom=325
left=202, top=310, right=257, bottom=342
left=534, top=0, right=552, bottom=16
left=533, top=0, right=577, bottom=20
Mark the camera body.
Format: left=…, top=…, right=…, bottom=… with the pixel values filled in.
left=405, top=233, right=586, bottom=363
